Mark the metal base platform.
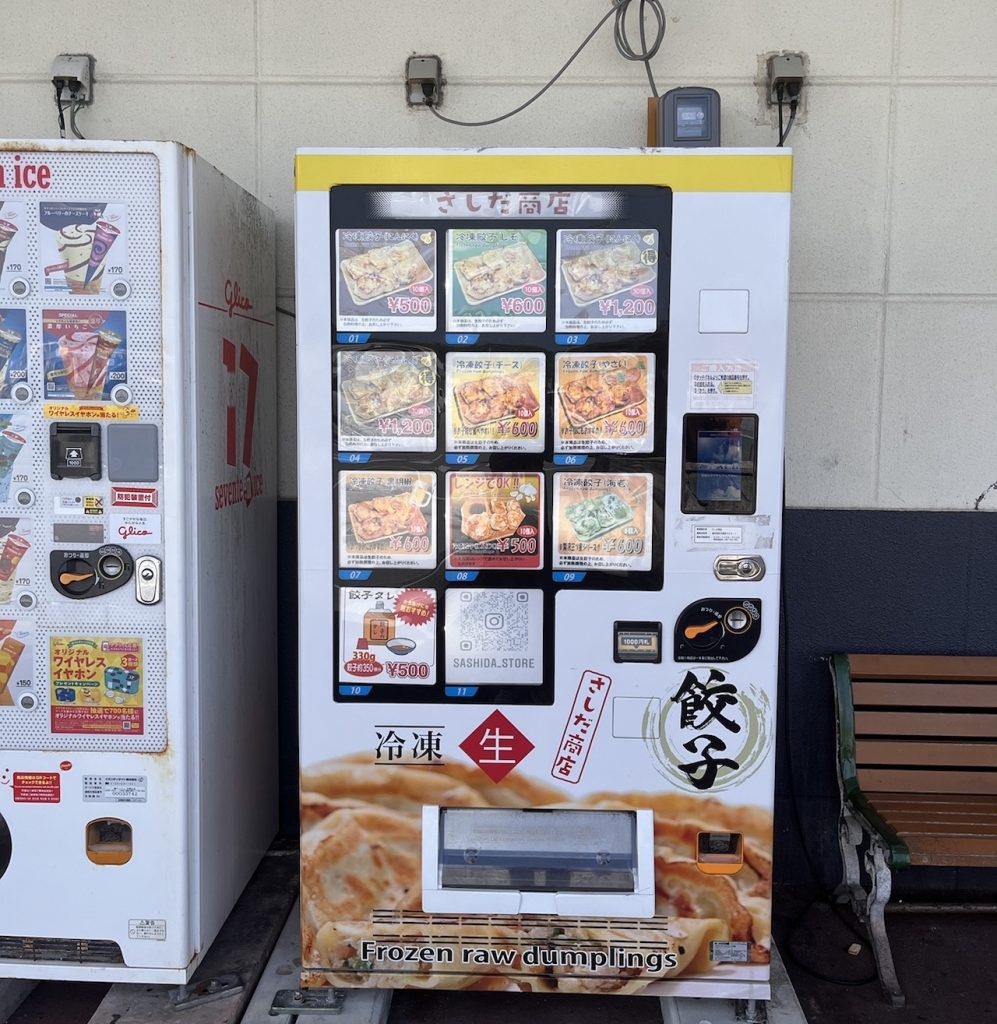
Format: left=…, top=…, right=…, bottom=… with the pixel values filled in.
left=3, top=851, right=805, bottom=1024
left=244, top=902, right=805, bottom=1024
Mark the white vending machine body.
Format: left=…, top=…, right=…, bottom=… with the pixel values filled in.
left=295, top=148, right=792, bottom=1001
left=0, top=140, right=277, bottom=982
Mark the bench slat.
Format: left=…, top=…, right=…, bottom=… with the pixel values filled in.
left=904, top=834, right=997, bottom=857
left=848, top=654, right=997, bottom=681
left=855, top=711, right=997, bottom=739
left=891, top=819, right=997, bottom=837
left=909, top=851, right=997, bottom=867
left=857, top=767, right=997, bottom=795
left=867, top=791, right=997, bottom=810
left=852, top=681, right=997, bottom=709
left=856, top=739, right=997, bottom=769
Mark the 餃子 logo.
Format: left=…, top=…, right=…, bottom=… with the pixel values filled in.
left=643, top=666, right=771, bottom=793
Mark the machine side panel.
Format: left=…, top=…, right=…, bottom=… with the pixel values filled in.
left=189, top=154, right=277, bottom=953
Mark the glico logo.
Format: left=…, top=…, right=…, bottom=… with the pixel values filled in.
left=117, top=524, right=152, bottom=540
left=225, top=279, right=253, bottom=318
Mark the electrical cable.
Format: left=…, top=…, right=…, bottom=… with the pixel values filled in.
left=778, top=486, right=878, bottom=987
left=276, top=306, right=296, bottom=319
left=778, top=99, right=798, bottom=147
left=68, top=96, right=85, bottom=139
left=776, top=84, right=785, bottom=148
left=613, top=0, right=666, bottom=97
left=54, top=83, right=67, bottom=139
left=427, top=0, right=666, bottom=128
left=777, top=82, right=800, bottom=147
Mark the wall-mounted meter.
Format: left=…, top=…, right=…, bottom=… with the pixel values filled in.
left=659, top=87, right=721, bottom=147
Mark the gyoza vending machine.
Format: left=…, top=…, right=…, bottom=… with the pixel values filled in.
left=0, top=140, right=277, bottom=982
left=296, top=148, right=791, bottom=1000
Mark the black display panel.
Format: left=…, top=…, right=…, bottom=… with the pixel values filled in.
left=329, top=185, right=672, bottom=704
left=681, top=414, right=757, bottom=515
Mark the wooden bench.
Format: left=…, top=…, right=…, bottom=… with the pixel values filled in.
left=830, top=653, right=997, bottom=1007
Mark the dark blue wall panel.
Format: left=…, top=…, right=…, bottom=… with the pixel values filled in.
left=778, top=508, right=997, bottom=892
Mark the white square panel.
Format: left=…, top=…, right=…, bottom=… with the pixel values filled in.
left=612, top=696, right=660, bottom=739
left=699, top=290, right=749, bottom=334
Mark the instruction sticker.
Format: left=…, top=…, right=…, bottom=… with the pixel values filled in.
left=447, top=229, right=547, bottom=332
left=446, top=472, right=543, bottom=570
left=0, top=308, right=28, bottom=397
left=337, top=349, right=437, bottom=452
left=553, top=472, right=653, bottom=571
left=42, top=309, right=127, bottom=402
left=335, top=228, right=436, bottom=332
left=338, top=470, right=436, bottom=569
left=693, top=525, right=744, bottom=545
left=54, top=495, right=104, bottom=516
left=445, top=352, right=544, bottom=452
left=690, top=361, right=757, bottom=411
left=128, top=919, right=167, bottom=941
left=12, top=772, right=60, bottom=803
left=82, top=775, right=148, bottom=803
left=339, top=587, right=437, bottom=686
left=38, top=202, right=129, bottom=296
left=0, top=202, right=27, bottom=294
left=49, top=636, right=144, bottom=735
left=555, top=229, right=658, bottom=333
left=555, top=353, right=654, bottom=453
left=445, top=589, right=544, bottom=686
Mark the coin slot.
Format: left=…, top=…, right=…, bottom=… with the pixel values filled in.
left=86, top=818, right=133, bottom=866
left=723, top=606, right=752, bottom=634
left=98, top=552, right=125, bottom=579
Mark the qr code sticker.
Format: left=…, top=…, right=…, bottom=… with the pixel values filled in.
left=457, top=589, right=531, bottom=652
left=445, top=589, right=543, bottom=686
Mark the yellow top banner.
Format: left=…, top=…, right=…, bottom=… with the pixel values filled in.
left=295, top=150, right=792, bottom=194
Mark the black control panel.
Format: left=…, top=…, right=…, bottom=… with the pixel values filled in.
left=50, top=544, right=133, bottom=599
left=673, top=598, right=761, bottom=663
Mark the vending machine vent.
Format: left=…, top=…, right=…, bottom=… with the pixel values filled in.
left=0, top=934, right=124, bottom=964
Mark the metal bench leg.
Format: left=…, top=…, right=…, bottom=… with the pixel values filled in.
left=834, top=805, right=866, bottom=914
left=864, top=840, right=905, bottom=1008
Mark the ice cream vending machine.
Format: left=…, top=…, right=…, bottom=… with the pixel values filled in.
left=296, top=148, right=791, bottom=999
left=0, top=140, right=277, bottom=982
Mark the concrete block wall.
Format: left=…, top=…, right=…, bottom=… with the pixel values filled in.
left=2, top=0, right=996, bottom=510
